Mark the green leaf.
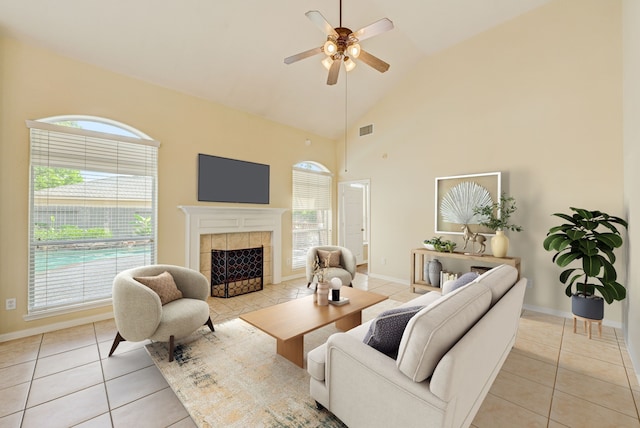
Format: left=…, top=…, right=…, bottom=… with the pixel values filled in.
left=571, top=208, right=593, bottom=219
left=592, top=284, right=613, bottom=304
left=582, top=256, right=601, bottom=277
left=564, top=283, right=573, bottom=298
left=559, top=268, right=577, bottom=284
left=556, top=252, right=581, bottom=267
left=553, top=213, right=578, bottom=224
left=566, top=229, right=586, bottom=241
left=596, top=233, right=623, bottom=249
left=543, top=234, right=571, bottom=251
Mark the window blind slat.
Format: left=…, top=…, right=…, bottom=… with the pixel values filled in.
left=28, top=120, right=157, bottom=314
left=291, top=166, right=332, bottom=269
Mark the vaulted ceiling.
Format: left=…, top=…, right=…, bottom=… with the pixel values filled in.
left=0, top=0, right=550, bottom=139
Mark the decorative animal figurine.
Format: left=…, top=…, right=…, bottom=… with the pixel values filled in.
left=462, top=224, right=486, bottom=254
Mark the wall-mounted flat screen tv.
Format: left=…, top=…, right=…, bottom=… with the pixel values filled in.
left=198, top=154, right=270, bottom=204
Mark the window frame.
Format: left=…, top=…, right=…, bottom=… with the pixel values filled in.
left=25, top=117, right=159, bottom=319
left=291, top=162, right=332, bottom=270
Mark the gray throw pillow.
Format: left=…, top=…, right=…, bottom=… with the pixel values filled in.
left=447, top=272, right=480, bottom=294
left=363, top=306, right=424, bottom=358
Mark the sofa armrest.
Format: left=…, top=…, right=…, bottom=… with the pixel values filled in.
left=322, top=333, right=445, bottom=427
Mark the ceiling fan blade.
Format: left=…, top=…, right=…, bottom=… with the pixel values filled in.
left=358, top=49, right=390, bottom=73
left=327, top=59, right=341, bottom=85
left=351, top=18, right=394, bottom=42
left=284, top=46, right=323, bottom=64
left=305, top=10, right=339, bottom=38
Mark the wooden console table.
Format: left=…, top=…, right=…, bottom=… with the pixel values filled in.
left=410, top=248, right=521, bottom=293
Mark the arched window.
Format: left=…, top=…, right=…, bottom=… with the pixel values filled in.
left=292, top=161, right=332, bottom=269
left=26, top=116, right=159, bottom=317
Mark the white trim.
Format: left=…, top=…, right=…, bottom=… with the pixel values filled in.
left=1, top=311, right=114, bottom=343
left=281, top=272, right=307, bottom=282
left=368, top=272, right=409, bottom=286
left=26, top=120, right=160, bottom=147
left=24, top=299, right=112, bottom=321
left=179, top=206, right=287, bottom=284
left=522, top=303, right=623, bottom=329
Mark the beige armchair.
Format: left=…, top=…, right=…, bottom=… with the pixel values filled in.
left=109, top=264, right=214, bottom=361
left=306, top=245, right=357, bottom=287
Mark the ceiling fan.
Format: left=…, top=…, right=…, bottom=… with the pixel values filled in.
left=284, top=1, right=394, bottom=85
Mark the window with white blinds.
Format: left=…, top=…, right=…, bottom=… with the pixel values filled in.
left=26, top=119, right=159, bottom=316
left=292, top=162, right=332, bottom=269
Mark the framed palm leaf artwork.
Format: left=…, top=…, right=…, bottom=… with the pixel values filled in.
left=435, top=172, right=501, bottom=235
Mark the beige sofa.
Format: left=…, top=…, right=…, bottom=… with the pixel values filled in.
left=307, top=264, right=526, bottom=428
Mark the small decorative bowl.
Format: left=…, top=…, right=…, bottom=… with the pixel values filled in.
left=423, top=243, right=435, bottom=250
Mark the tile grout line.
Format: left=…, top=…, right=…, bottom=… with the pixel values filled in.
left=95, top=322, right=116, bottom=428
left=19, top=333, right=45, bottom=427
left=545, top=316, right=564, bottom=428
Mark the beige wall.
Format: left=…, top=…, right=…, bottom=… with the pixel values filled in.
left=0, top=36, right=337, bottom=336
left=623, top=0, right=640, bottom=368
left=338, top=0, right=626, bottom=323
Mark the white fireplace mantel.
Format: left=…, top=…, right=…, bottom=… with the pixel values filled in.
left=178, top=206, right=287, bottom=284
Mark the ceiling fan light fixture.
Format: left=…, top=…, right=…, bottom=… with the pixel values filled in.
left=323, top=39, right=338, bottom=55
left=344, top=57, right=356, bottom=72
left=347, top=43, right=361, bottom=58
left=321, top=56, right=334, bottom=70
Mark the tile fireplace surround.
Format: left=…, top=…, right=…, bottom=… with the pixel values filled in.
left=179, top=206, right=287, bottom=288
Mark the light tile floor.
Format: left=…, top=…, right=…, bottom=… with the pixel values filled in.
left=1, top=272, right=639, bottom=427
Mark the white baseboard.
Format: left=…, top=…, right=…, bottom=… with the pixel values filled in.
left=522, top=303, right=623, bottom=329
left=279, top=272, right=306, bottom=282
left=0, top=312, right=114, bottom=343
left=367, top=272, right=409, bottom=286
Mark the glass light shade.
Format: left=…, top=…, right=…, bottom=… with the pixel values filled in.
left=347, top=43, right=361, bottom=58
left=344, top=57, right=356, bottom=72
left=321, top=56, right=334, bottom=70
left=323, top=40, right=337, bottom=55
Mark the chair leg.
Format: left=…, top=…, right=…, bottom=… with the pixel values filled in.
left=205, top=316, right=215, bottom=332
left=169, top=335, right=175, bottom=362
left=108, top=332, right=125, bottom=357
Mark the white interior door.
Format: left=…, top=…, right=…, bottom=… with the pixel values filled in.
left=339, top=182, right=366, bottom=265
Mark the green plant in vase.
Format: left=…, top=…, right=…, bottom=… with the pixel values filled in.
left=473, top=193, right=522, bottom=258
left=543, top=207, right=627, bottom=321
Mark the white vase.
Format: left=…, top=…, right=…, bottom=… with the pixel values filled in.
left=491, top=230, right=509, bottom=258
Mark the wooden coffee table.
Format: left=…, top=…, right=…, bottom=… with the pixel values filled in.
left=239, top=286, right=387, bottom=367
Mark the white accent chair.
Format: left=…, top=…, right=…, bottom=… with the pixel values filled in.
left=109, top=264, right=214, bottom=361
left=305, top=245, right=357, bottom=287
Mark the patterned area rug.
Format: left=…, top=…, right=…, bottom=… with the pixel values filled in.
left=146, top=299, right=401, bottom=428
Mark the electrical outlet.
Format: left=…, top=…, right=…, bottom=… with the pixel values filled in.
left=5, top=298, right=16, bottom=310
left=286, top=258, right=291, bottom=266
left=527, top=279, right=533, bottom=289
left=381, top=257, right=387, bottom=265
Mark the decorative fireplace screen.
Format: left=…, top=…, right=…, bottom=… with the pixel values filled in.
left=210, top=246, right=263, bottom=298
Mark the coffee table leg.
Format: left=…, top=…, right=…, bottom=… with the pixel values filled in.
left=277, top=336, right=304, bottom=367
left=336, top=311, right=362, bottom=331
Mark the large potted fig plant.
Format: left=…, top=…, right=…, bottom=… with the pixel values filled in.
left=543, top=207, right=628, bottom=320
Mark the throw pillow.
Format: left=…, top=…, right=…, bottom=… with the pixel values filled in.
left=134, top=271, right=183, bottom=305
left=445, top=272, right=480, bottom=294
left=363, top=306, right=424, bottom=358
left=317, top=249, right=342, bottom=268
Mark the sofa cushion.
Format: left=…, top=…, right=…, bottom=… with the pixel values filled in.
left=363, top=306, right=424, bottom=358
left=317, top=249, right=342, bottom=268
left=134, top=271, right=183, bottom=305
left=396, top=283, right=492, bottom=382
left=442, top=272, right=479, bottom=295
left=472, top=264, right=518, bottom=306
